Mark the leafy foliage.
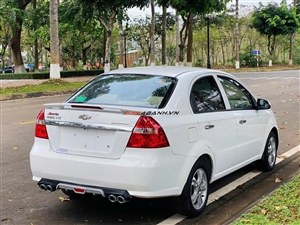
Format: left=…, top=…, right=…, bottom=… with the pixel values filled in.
left=233, top=175, right=300, bottom=225
left=251, top=3, right=300, bottom=36
left=251, top=2, right=300, bottom=59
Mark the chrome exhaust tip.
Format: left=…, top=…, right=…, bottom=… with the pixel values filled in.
left=117, top=196, right=127, bottom=204
left=108, top=194, right=117, bottom=203
left=46, top=184, right=54, bottom=192
left=39, top=184, right=47, bottom=191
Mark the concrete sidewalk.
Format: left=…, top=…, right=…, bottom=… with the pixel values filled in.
left=0, top=76, right=96, bottom=89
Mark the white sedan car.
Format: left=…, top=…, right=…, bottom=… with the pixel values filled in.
left=30, top=66, right=278, bottom=217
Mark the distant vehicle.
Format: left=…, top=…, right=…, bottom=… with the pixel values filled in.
left=0, top=66, right=14, bottom=74
left=39, top=65, right=46, bottom=71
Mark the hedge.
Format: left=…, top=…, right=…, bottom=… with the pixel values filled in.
left=0, top=69, right=104, bottom=80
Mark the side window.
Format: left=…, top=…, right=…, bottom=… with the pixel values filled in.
left=190, top=76, right=225, bottom=113
left=218, top=76, right=254, bottom=109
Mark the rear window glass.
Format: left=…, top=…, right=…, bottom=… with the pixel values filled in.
left=67, top=74, right=177, bottom=108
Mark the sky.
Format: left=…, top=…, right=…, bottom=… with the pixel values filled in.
left=128, top=0, right=294, bottom=18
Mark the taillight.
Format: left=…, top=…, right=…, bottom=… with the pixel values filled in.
left=127, top=116, right=169, bottom=148
left=35, top=109, right=49, bottom=139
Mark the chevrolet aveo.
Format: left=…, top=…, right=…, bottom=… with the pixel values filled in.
left=30, top=66, right=278, bottom=217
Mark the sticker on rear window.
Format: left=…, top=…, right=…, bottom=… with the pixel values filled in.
left=74, top=96, right=87, bottom=102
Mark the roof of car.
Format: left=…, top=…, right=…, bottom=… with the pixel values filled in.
left=105, top=66, right=223, bottom=78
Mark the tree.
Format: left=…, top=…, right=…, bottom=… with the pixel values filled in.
left=10, top=0, right=31, bottom=73
left=79, top=0, right=148, bottom=72
left=0, top=0, right=17, bottom=71
left=251, top=2, right=300, bottom=66
left=10, top=0, right=31, bottom=72
left=59, top=0, right=104, bottom=70
left=155, top=11, right=176, bottom=65
left=165, top=0, right=229, bottom=66
left=128, top=16, right=157, bottom=66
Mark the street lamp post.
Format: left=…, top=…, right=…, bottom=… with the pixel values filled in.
left=206, top=16, right=211, bottom=69
left=205, top=13, right=216, bottom=69
left=124, top=23, right=129, bottom=68
left=124, top=35, right=127, bottom=68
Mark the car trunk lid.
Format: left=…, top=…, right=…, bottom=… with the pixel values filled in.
left=44, top=103, right=141, bottom=159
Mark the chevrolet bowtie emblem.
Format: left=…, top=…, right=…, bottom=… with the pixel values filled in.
left=78, top=114, right=91, bottom=120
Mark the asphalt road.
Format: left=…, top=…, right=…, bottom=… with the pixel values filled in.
left=0, top=70, right=299, bottom=225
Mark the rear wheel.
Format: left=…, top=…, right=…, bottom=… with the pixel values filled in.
left=257, top=131, right=277, bottom=171
left=173, top=157, right=211, bottom=218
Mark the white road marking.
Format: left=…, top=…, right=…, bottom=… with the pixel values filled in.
left=239, top=77, right=299, bottom=80
left=157, top=145, right=300, bottom=225
left=157, top=214, right=186, bottom=225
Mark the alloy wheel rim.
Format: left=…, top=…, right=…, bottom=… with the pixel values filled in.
left=267, top=137, right=276, bottom=166
left=190, top=168, right=208, bottom=210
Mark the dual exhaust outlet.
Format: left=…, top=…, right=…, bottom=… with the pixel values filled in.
left=108, top=194, right=129, bottom=204
left=39, top=183, right=56, bottom=192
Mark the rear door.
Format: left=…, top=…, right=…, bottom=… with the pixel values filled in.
left=190, top=75, right=237, bottom=175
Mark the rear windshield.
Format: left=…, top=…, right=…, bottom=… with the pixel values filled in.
left=67, top=74, right=177, bottom=108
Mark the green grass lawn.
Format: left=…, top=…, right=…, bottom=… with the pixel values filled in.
left=232, top=174, right=300, bottom=225
left=0, top=79, right=88, bottom=96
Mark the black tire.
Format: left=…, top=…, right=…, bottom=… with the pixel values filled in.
left=173, top=157, right=211, bottom=218
left=257, top=131, right=277, bottom=172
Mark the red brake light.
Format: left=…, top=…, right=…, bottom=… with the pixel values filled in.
left=35, top=109, right=49, bottom=139
left=127, top=116, right=169, bottom=148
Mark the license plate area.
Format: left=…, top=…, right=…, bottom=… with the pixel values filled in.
left=59, top=127, right=115, bottom=154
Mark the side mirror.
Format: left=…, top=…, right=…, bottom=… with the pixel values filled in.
left=257, top=98, right=271, bottom=110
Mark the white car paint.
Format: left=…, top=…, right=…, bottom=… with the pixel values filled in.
left=30, top=66, right=278, bottom=217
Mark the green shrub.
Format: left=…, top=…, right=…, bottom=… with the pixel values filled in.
left=0, top=69, right=104, bottom=80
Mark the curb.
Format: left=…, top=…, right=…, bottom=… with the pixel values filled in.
left=0, top=90, right=76, bottom=101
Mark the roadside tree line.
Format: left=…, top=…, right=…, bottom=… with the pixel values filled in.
left=0, top=0, right=299, bottom=77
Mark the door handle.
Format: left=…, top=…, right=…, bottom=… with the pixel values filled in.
left=205, top=125, right=214, bottom=129
left=239, top=120, right=247, bottom=124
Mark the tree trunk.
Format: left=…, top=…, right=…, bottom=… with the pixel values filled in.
left=178, top=14, right=188, bottom=65
left=0, top=22, right=10, bottom=73
left=50, top=0, right=61, bottom=78
left=150, top=0, right=155, bottom=66
left=161, top=6, right=167, bottom=65
left=103, top=30, right=107, bottom=66
left=118, top=20, right=124, bottom=69
left=221, top=41, right=225, bottom=65
left=104, top=29, right=112, bottom=72
left=32, top=0, right=39, bottom=72
left=289, top=0, right=297, bottom=66
left=235, top=0, right=240, bottom=69
left=186, top=14, right=193, bottom=67
left=267, top=35, right=276, bottom=67
left=10, top=0, right=31, bottom=73
left=82, top=43, right=91, bottom=70
left=98, top=8, right=117, bottom=72
left=175, top=11, right=180, bottom=66
left=289, top=33, right=294, bottom=65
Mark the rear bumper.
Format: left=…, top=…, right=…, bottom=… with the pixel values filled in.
left=30, top=138, right=195, bottom=198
